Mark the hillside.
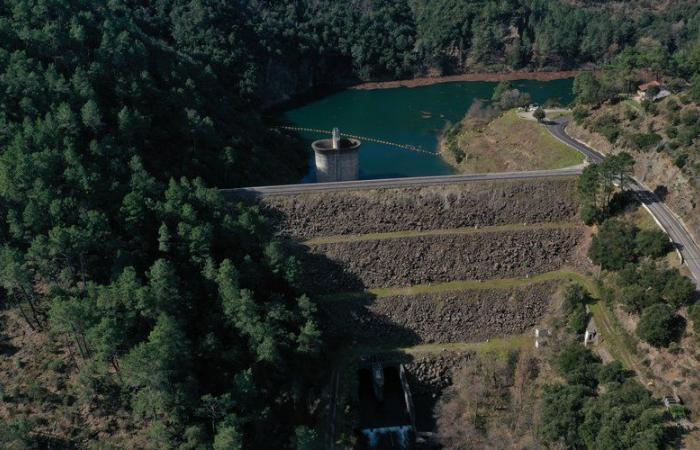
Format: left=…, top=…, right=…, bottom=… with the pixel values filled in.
left=441, top=109, right=583, bottom=173
left=567, top=92, right=700, bottom=242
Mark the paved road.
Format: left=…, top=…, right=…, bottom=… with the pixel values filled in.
left=222, top=167, right=582, bottom=197
left=546, top=120, right=605, bottom=163
left=547, top=119, right=700, bottom=287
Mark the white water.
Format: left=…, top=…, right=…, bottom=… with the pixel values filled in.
left=362, top=425, right=413, bottom=449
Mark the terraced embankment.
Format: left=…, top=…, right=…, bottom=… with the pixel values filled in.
left=320, top=280, right=559, bottom=347
left=252, top=177, right=587, bottom=447
left=299, top=226, right=584, bottom=293
left=262, top=178, right=578, bottom=240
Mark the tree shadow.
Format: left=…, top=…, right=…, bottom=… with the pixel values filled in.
left=0, top=314, right=19, bottom=357
left=653, top=185, right=669, bottom=202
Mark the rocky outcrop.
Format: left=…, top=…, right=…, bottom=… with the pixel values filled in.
left=320, top=281, right=556, bottom=347
left=298, top=228, right=583, bottom=293
left=262, top=178, right=579, bottom=240
left=404, top=352, right=474, bottom=395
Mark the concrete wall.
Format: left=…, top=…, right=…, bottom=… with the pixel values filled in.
left=313, top=139, right=360, bottom=182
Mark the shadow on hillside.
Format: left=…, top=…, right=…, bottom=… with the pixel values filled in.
left=240, top=194, right=464, bottom=446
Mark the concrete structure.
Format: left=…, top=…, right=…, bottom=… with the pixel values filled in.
left=312, top=128, right=361, bottom=182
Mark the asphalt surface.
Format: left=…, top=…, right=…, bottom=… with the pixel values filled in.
left=547, top=120, right=700, bottom=288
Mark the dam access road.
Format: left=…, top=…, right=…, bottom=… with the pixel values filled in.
left=225, top=120, right=700, bottom=289
left=548, top=119, right=700, bottom=289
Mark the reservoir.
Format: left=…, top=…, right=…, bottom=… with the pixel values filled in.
left=282, top=79, right=574, bottom=181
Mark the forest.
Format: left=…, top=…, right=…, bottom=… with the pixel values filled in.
left=2, top=0, right=700, bottom=449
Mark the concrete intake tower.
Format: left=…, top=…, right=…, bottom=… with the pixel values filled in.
left=312, top=128, right=361, bottom=182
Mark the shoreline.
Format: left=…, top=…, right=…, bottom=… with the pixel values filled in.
left=350, top=70, right=585, bottom=90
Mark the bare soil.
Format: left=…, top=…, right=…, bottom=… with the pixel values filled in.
left=350, top=70, right=584, bottom=90
left=263, top=178, right=579, bottom=240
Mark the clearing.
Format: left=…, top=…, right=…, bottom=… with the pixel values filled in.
left=442, top=109, right=583, bottom=173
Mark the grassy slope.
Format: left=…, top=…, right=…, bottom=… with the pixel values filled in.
left=442, top=109, right=583, bottom=173
left=304, top=222, right=582, bottom=245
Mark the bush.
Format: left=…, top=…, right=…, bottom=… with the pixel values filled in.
left=666, top=98, right=681, bottom=112
left=600, top=123, right=621, bottom=143
left=689, top=304, right=700, bottom=336
left=568, top=304, right=590, bottom=334
left=669, top=405, right=689, bottom=420
left=682, top=109, right=700, bottom=126
left=534, top=107, right=546, bottom=122
left=674, top=153, right=688, bottom=169
left=665, top=126, right=678, bottom=138
left=538, top=384, right=589, bottom=448
left=619, top=284, right=660, bottom=314
left=573, top=106, right=590, bottom=124
left=563, top=284, right=591, bottom=314
left=597, top=361, right=631, bottom=384
left=661, top=271, right=696, bottom=308
left=637, top=304, right=683, bottom=347
left=589, top=219, right=638, bottom=270
left=580, top=204, right=603, bottom=225
left=677, top=126, right=699, bottom=146
left=628, top=133, right=662, bottom=151
left=634, top=229, right=670, bottom=258
left=619, top=262, right=694, bottom=309
left=556, top=343, right=601, bottom=387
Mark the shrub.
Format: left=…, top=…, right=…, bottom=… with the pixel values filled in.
left=682, top=109, right=700, bottom=126
left=556, top=343, right=601, bottom=387
left=538, top=384, right=589, bottom=448
left=666, top=98, right=681, bottom=112
left=637, top=304, right=683, bottom=347
left=563, top=284, right=591, bottom=314
left=568, top=304, right=590, bottom=334
left=597, top=361, right=631, bottom=384
left=677, top=126, right=699, bottom=146
left=674, top=153, right=688, bottom=169
left=600, top=123, right=621, bottom=143
left=534, top=107, right=546, bottom=122
left=661, top=271, right=696, bottom=308
left=689, top=304, right=700, bottom=341
left=628, top=133, right=662, bottom=151
left=669, top=405, right=689, bottom=420
left=589, top=219, right=637, bottom=270
left=580, top=204, right=603, bottom=225
left=665, top=126, right=678, bottom=139
left=619, top=284, right=660, bottom=314
left=573, top=106, right=590, bottom=124
left=634, top=229, right=670, bottom=258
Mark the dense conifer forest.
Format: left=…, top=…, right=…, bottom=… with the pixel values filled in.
left=2, top=0, right=700, bottom=448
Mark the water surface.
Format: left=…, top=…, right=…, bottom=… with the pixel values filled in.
left=283, top=79, right=574, bottom=181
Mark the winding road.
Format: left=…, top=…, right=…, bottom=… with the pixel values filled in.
left=225, top=120, right=700, bottom=288
left=548, top=120, right=700, bottom=288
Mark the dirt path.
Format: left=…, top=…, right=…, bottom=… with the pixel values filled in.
left=350, top=70, right=586, bottom=90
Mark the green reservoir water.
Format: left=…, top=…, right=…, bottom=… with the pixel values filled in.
left=283, top=79, right=574, bottom=181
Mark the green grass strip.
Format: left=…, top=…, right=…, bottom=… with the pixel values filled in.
left=346, top=335, right=532, bottom=363
left=303, top=221, right=582, bottom=246
left=322, top=269, right=586, bottom=302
